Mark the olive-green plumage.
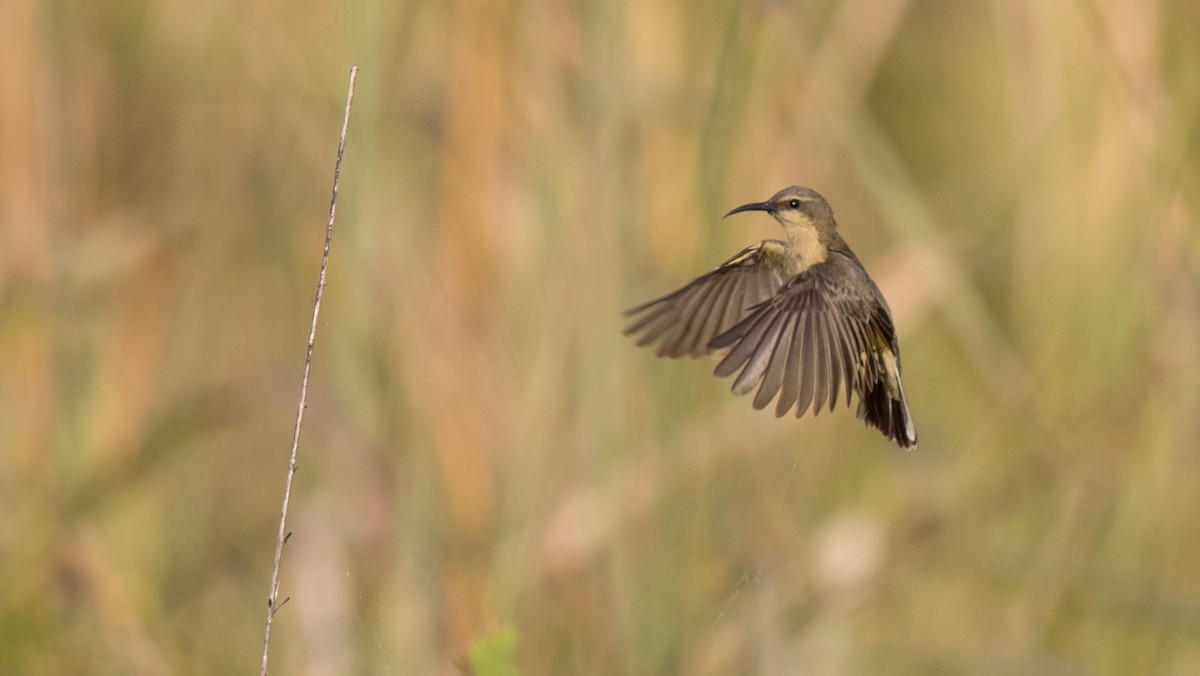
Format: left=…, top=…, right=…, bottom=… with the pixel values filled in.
left=624, top=186, right=917, bottom=449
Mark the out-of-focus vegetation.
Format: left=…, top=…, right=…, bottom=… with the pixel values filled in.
left=2, top=0, right=1199, bottom=673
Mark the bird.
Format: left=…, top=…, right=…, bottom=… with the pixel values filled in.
left=623, top=186, right=917, bottom=448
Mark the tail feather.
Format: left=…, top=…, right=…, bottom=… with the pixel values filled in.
left=856, top=380, right=917, bottom=449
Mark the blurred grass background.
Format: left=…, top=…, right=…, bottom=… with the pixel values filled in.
left=2, top=0, right=1199, bottom=673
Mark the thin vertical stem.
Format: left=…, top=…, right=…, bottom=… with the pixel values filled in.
left=259, top=65, right=359, bottom=676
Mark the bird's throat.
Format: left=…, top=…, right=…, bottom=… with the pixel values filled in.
left=785, top=225, right=828, bottom=273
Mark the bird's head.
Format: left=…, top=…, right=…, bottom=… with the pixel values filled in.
left=724, top=186, right=834, bottom=231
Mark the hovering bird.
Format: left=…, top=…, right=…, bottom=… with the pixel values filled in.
left=624, top=186, right=917, bottom=448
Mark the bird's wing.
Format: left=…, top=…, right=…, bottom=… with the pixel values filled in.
left=623, top=242, right=789, bottom=359
left=707, top=252, right=913, bottom=445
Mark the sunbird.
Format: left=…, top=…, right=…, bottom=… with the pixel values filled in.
left=624, top=186, right=917, bottom=448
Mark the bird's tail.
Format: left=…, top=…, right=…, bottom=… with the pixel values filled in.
left=857, top=378, right=918, bottom=449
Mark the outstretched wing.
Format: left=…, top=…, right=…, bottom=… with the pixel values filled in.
left=708, top=252, right=917, bottom=448
left=623, top=242, right=788, bottom=358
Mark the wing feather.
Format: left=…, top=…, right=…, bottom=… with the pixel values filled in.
left=729, top=310, right=786, bottom=394
left=775, top=308, right=805, bottom=417
left=624, top=243, right=787, bottom=358
left=811, top=309, right=830, bottom=415
left=794, top=306, right=816, bottom=418
left=753, top=309, right=795, bottom=410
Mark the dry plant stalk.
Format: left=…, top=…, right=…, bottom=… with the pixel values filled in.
left=259, top=65, right=359, bottom=676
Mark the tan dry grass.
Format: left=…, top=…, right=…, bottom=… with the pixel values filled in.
left=2, top=0, right=1199, bottom=673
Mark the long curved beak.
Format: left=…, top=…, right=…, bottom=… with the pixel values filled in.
left=723, top=200, right=773, bottom=218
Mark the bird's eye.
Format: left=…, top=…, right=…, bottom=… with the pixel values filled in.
left=787, top=199, right=801, bottom=209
